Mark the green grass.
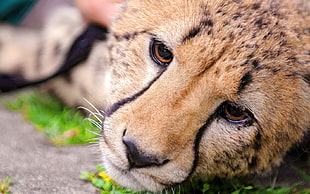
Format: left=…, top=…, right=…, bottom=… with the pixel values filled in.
left=81, top=165, right=310, bottom=194
left=3, top=90, right=98, bottom=145
left=2, top=90, right=310, bottom=193
left=80, top=166, right=137, bottom=194
left=0, top=177, right=10, bottom=194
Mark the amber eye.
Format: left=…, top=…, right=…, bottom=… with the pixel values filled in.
left=150, top=39, right=173, bottom=66
left=221, top=102, right=252, bottom=124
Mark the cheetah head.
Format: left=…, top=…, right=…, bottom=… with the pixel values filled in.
left=99, top=0, right=310, bottom=191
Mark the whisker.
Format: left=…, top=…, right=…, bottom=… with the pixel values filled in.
left=88, top=131, right=101, bottom=137
left=88, top=137, right=100, bottom=141
left=84, top=118, right=102, bottom=129
left=91, top=112, right=105, bottom=120
left=86, top=128, right=102, bottom=136
left=79, top=106, right=103, bottom=123
left=83, top=98, right=103, bottom=116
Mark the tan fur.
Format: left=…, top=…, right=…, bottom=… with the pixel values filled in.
left=0, top=0, right=309, bottom=192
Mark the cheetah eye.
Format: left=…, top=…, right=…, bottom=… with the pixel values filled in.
left=220, top=102, right=253, bottom=124
left=150, top=39, right=173, bottom=67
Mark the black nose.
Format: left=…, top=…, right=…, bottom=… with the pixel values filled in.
left=122, top=139, right=164, bottom=168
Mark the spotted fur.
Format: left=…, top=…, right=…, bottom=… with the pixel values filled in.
left=0, top=0, right=309, bottom=192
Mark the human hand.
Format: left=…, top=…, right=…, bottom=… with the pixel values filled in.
left=74, top=0, right=123, bottom=27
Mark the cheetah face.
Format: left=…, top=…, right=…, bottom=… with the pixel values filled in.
left=99, top=0, right=310, bottom=191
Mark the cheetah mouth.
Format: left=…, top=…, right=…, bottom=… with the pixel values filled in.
left=100, top=131, right=188, bottom=191
left=99, top=112, right=211, bottom=192
left=101, top=134, right=199, bottom=192
left=103, top=156, right=169, bottom=192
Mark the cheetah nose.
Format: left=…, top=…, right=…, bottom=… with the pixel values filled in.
left=122, top=138, right=166, bottom=168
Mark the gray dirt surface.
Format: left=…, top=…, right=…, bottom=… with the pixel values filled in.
left=0, top=102, right=100, bottom=194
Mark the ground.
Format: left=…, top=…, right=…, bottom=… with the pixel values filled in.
left=0, top=92, right=99, bottom=194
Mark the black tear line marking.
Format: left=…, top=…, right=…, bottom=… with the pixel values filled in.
left=187, top=107, right=219, bottom=179
left=166, top=107, right=219, bottom=190
left=106, top=69, right=167, bottom=117
left=247, top=122, right=263, bottom=171
left=169, top=99, right=259, bottom=188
